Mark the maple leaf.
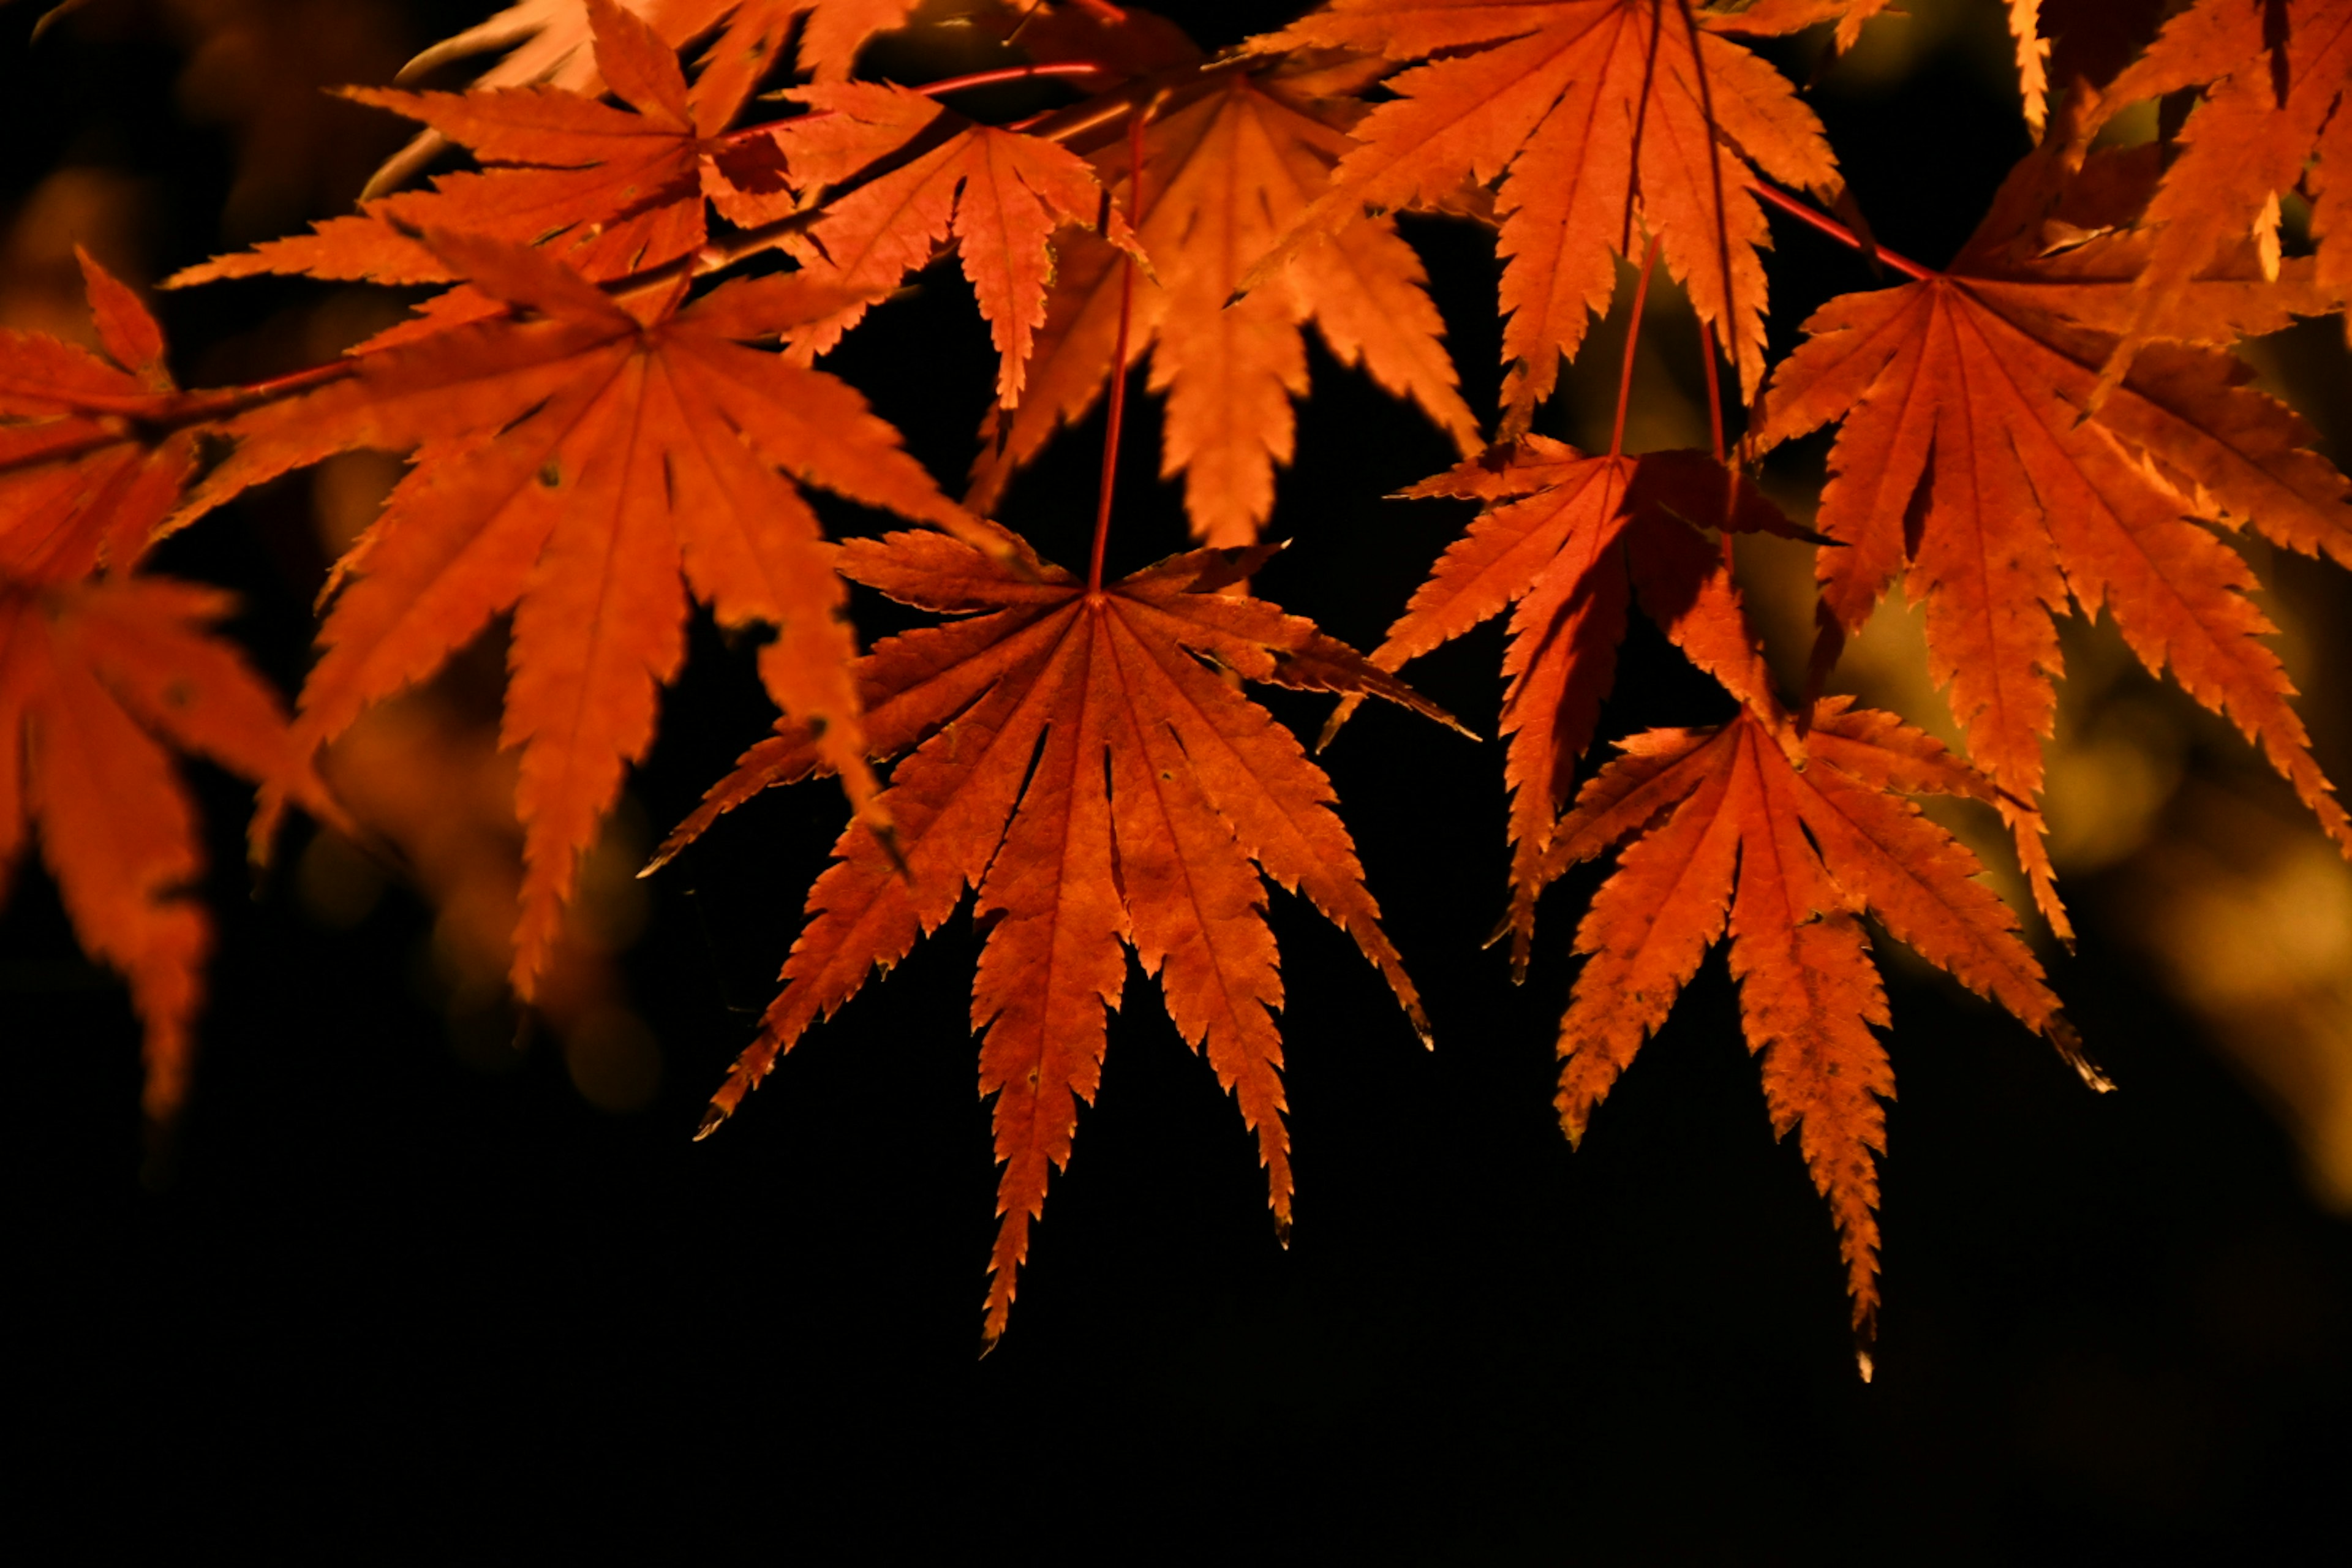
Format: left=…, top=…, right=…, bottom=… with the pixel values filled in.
left=382, top=0, right=924, bottom=163
left=167, top=0, right=755, bottom=308
left=1544, top=699, right=2104, bottom=1344
left=768, top=83, right=1147, bottom=407
left=1332, top=438, right=1812, bottom=971
left=2082, top=0, right=2352, bottom=386
left=967, top=62, right=1482, bottom=546
left=1749, top=124, right=2352, bottom=937
left=172, top=231, right=981, bottom=997
left=649, top=524, right=1457, bottom=1348
left=1, top=252, right=194, bottom=585
left=1247, top=0, right=1842, bottom=428
left=0, top=258, right=320, bottom=1123
left=0, top=574, right=305, bottom=1124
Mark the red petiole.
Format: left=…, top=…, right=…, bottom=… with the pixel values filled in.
left=1087, top=99, right=1155, bottom=596
left=1749, top=181, right=1935, bottom=281
left=715, top=60, right=1114, bottom=149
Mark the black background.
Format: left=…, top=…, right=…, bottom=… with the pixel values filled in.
left=6, top=2, right=2350, bottom=1558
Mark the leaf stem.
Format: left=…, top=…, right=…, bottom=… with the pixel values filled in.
left=715, top=61, right=1113, bottom=148
left=1749, top=181, right=1934, bottom=281
left=1087, top=99, right=1155, bottom=596
left=0, top=360, right=360, bottom=480
left=1610, top=235, right=1662, bottom=461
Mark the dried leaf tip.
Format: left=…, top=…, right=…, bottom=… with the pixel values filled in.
left=2046, top=1017, right=2115, bottom=1094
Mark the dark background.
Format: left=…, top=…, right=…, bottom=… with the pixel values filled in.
left=6, top=1, right=2350, bottom=1557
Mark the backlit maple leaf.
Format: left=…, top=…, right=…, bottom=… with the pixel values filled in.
left=1335, top=439, right=1811, bottom=970
left=1, top=252, right=192, bottom=584
left=650, top=524, right=1457, bottom=1347
left=769, top=83, right=1146, bottom=406
left=0, top=575, right=303, bottom=1124
left=379, top=0, right=924, bottom=184
left=1749, top=126, right=2352, bottom=937
left=173, top=232, right=980, bottom=996
left=968, top=61, right=1481, bottom=546
left=1545, top=699, right=2105, bottom=1348
left=2083, top=0, right=2352, bottom=385
left=0, top=256, right=311, bottom=1123
left=1248, top=0, right=1842, bottom=428
left=168, top=0, right=771, bottom=319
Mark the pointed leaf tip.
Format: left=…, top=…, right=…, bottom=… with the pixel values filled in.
left=693, top=1102, right=730, bottom=1141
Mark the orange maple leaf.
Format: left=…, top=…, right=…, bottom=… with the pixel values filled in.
left=650, top=524, right=1457, bottom=1348
left=173, top=233, right=980, bottom=997
left=1, top=252, right=192, bottom=584
left=968, top=61, right=1482, bottom=546
left=1749, top=126, right=2352, bottom=937
left=652, top=0, right=922, bottom=91
left=167, top=0, right=773, bottom=319
left=769, top=83, right=1147, bottom=406
left=2082, top=0, right=2352, bottom=390
left=0, top=257, right=312, bottom=1123
left=1335, top=438, right=1811, bottom=970
left=0, top=575, right=303, bottom=1124
left=1545, top=698, right=2105, bottom=1347
left=391, top=0, right=923, bottom=118
left=1248, top=0, right=1842, bottom=427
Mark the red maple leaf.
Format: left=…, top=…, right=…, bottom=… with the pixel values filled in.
left=2079, top=0, right=2352, bottom=394
left=968, top=56, right=1481, bottom=546
left=651, top=524, right=1458, bottom=1348
left=174, top=233, right=981, bottom=995
left=1248, top=0, right=1843, bottom=428
left=768, top=82, right=1147, bottom=406
left=167, top=0, right=794, bottom=349
left=1333, top=437, right=1814, bottom=970
left=0, top=257, right=315, bottom=1121
left=1750, top=117, right=2352, bottom=936
left=1545, top=698, right=2106, bottom=1352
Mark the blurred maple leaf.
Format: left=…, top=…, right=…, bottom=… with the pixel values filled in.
left=0, top=255, right=313, bottom=1121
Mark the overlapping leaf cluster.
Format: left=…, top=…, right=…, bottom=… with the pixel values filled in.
left=6, top=0, right=2350, bottom=1354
